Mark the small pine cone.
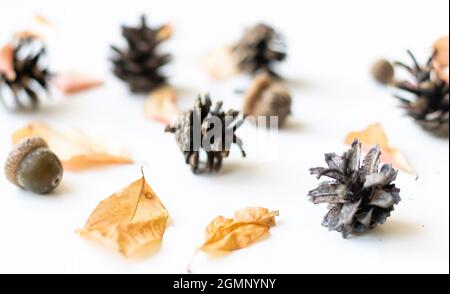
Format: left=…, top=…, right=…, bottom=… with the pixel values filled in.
left=243, top=74, right=292, bottom=127
left=111, top=15, right=171, bottom=94
left=232, top=24, right=286, bottom=77
left=393, top=50, right=449, bottom=137
left=165, top=94, right=246, bottom=174
left=0, top=38, right=50, bottom=110
left=308, top=140, right=401, bottom=238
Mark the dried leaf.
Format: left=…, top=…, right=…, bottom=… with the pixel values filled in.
left=344, top=123, right=414, bottom=173
left=34, top=14, right=53, bottom=26
left=433, top=36, right=449, bottom=83
left=78, top=173, right=169, bottom=256
left=200, top=207, right=278, bottom=252
left=0, top=43, right=15, bottom=80
left=202, top=46, right=239, bottom=80
left=156, top=24, right=173, bottom=42
left=12, top=122, right=133, bottom=171
left=54, top=72, right=103, bottom=95
left=144, top=86, right=179, bottom=124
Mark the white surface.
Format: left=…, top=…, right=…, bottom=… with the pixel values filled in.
left=0, top=0, right=449, bottom=274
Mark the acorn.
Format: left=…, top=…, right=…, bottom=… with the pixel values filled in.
left=371, top=59, right=395, bottom=85
left=4, top=137, right=63, bottom=194
left=243, top=74, right=292, bottom=127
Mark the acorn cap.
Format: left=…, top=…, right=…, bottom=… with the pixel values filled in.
left=4, top=137, right=48, bottom=186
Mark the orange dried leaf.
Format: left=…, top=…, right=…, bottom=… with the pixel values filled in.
left=144, top=86, right=179, bottom=124
left=344, top=123, right=414, bottom=173
left=34, top=14, right=53, bottom=26
left=156, top=24, right=173, bottom=42
left=200, top=207, right=279, bottom=252
left=433, top=36, right=449, bottom=83
left=12, top=122, right=133, bottom=171
left=202, top=46, right=239, bottom=80
left=78, top=174, right=169, bottom=256
left=0, top=43, right=15, bottom=80
left=54, top=72, right=103, bottom=95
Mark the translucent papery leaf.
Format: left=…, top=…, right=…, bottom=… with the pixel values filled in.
left=200, top=207, right=278, bottom=252
left=78, top=175, right=169, bottom=257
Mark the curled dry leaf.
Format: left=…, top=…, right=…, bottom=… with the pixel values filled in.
left=77, top=173, right=169, bottom=256
left=0, top=43, right=15, bottom=80
left=156, top=24, right=174, bottom=42
left=12, top=122, right=133, bottom=171
left=144, top=86, right=179, bottom=124
left=34, top=14, right=53, bottom=26
left=344, top=123, right=414, bottom=173
left=200, top=207, right=279, bottom=252
left=433, top=36, right=449, bottom=83
left=54, top=72, right=103, bottom=95
left=202, top=46, right=239, bottom=80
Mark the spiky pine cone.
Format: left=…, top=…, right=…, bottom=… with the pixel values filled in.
left=111, top=15, right=171, bottom=94
left=165, top=94, right=246, bottom=174
left=232, top=24, right=286, bottom=77
left=308, top=140, right=401, bottom=238
left=0, top=38, right=50, bottom=110
left=394, top=50, right=449, bottom=137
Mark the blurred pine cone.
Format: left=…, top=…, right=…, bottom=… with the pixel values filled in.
left=308, top=140, right=401, bottom=238
left=111, top=16, right=171, bottom=94
left=0, top=38, right=50, bottom=110
left=394, top=50, right=449, bottom=137
left=165, top=94, right=246, bottom=174
left=233, top=24, right=286, bottom=77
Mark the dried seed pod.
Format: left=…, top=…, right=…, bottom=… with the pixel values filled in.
left=243, top=74, right=291, bottom=127
left=111, top=15, right=172, bottom=94
left=0, top=38, right=50, bottom=110
left=4, top=137, right=63, bottom=194
left=393, top=50, right=449, bottom=137
left=308, top=140, right=401, bottom=238
left=371, top=59, right=395, bottom=85
left=165, top=94, right=246, bottom=174
left=232, top=24, right=286, bottom=77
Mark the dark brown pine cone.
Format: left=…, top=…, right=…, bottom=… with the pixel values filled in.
left=111, top=15, right=171, bottom=94
left=394, top=50, right=449, bottom=137
left=308, top=140, right=401, bottom=238
left=232, top=24, right=287, bottom=78
left=0, top=38, right=50, bottom=110
left=165, top=94, right=246, bottom=174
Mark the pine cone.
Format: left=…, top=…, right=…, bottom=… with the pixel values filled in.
left=165, top=94, right=246, bottom=174
left=111, top=16, right=171, bottom=94
left=0, top=38, right=50, bottom=110
left=308, top=140, right=401, bottom=238
left=232, top=24, right=286, bottom=77
left=394, top=50, right=449, bottom=137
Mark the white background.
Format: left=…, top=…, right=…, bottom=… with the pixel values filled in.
left=0, top=0, right=449, bottom=274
